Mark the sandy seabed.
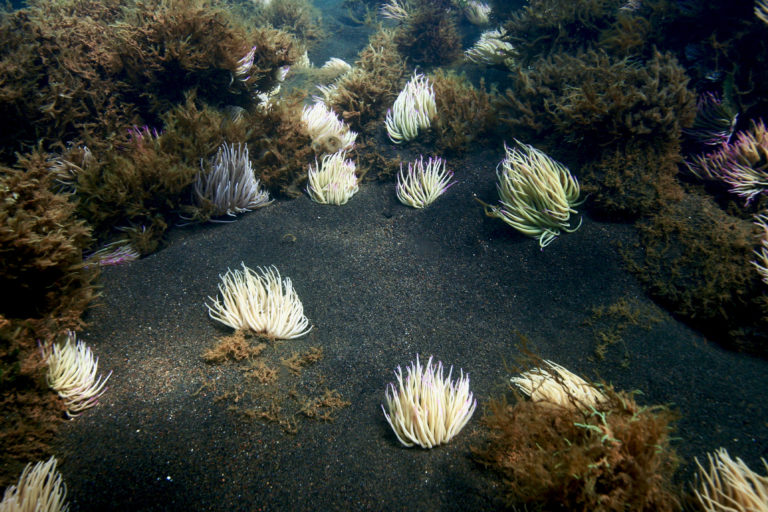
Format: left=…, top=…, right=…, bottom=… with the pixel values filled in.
left=54, top=148, right=768, bottom=511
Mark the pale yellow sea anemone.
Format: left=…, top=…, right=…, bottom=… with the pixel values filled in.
left=511, top=360, right=607, bottom=411
left=482, top=141, right=583, bottom=248
left=382, top=355, right=476, bottom=449
left=380, top=0, right=410, bottom=20
left=301, top=102, right=357, bottom=155
left=463, top=0, right=491, bottom=25
left=293, top=51, right=312, bottom=70
left=42, top=331, right=112, bottom=418
left=307, top=151, right=359, bottom=205
left=757, top=0, right=768, bottom=24
left=384, top=73, right=436, bottom=144
left=206, top=263, right=312, bottom=340
left=396, top=156, right=455, bottom=208
left=694, top=447, right=768, bottom=512
left=465, top=28, right=514, bottom=66
left=0, top=457, right=68, bottom=512
left=319, top=58, right=352, bottom=79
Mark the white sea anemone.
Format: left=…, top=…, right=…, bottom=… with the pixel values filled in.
left=511, top=360, right=606, bottom=411
left=294, top=51, right=312, bottom=70
left=206, top=263, right=312, bottom=340
left=396, top=156, right=455, bottom=208
left=464, top=0, right=491, bottom=25
left=384, top=72, right=436, bottom=144
left=465, top=28, right=514, bottom=65
left=694, top=447, right=768, bottom=512
left=380, top=0, right=410, bottom=20
left=301, top=102, right=357, bottom=155
left=320, top=57, right=352, bottom=79
left=196, top=142, right=272, bottom=217
left=307, top=151, right=359, bottom=205
left=382, top=355, right=476, bottom=449
left=313, top=83, right=340, bottom=105
left=42, top=331, right=112, bottom=418
left=86, top=239, right=140, bottom=267
left=0, top=457, right=68, bottom=512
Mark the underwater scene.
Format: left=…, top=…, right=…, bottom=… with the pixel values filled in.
left=2, top=0, right=768, bottom=510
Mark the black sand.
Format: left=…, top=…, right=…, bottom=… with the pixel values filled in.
left=54, top=148, right=768, bottom=511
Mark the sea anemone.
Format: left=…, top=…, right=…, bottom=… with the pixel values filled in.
left=463, top=0, right=491, bottom=25
left=511, top=360, right=607, bottom=411
left=41, top=331, right=112, bottom=418
left=301, top=102, right=357, bottom=155
left=752, top=212, right=768, bottom=285
left=384, top=72, right=436, bottom=143
left=382, top=355, right=476, bottom=449
left=319, top=58, right=352, bottom=79
left=235, top=46, right=257, bottom=82
left=306, top=151, right=359, bottom=205
left=196, top=142, right=273, bottom=217
left=694, top=447, right=768, bottom=512
left=396, top=155, right=455, bottom=208
left=686, top=119, right=768, bottom=205
left=0, top=457, right=68, bottom=512
left=482, top=141, right=582, bottom=248
left=465, top=28, right=514, bottom=66
left=684, top=92, right=738, bottom=148
left=380, top=0, right=410, bottom=21
left=206, top=263, right=312, bottom=340
left=757, top=0, right=768, bottom=24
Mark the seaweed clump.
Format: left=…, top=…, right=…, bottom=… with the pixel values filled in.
left=498, top=49, right=695, bottom=218
left=1, top=320, right=66, bottom=488
left=0, top=151, right=95, bottom=320
left=0, top=152, right=97, bottom=487
left=61, top=89, right=314, bottom=249
left=498, top=49, right=694, bottom=156
left=0, top=0, right=127, bottom=161
left=61, top=128, right=199, bottom=251
left=504, top=0, right=655, bottom=64
left=580, top=139, right=685, bottom=220
left=328, top=29, right=409, bottom=134
left=158, top=93, right=315, bottom=199
left=258, top=0, right=325, bottom=49
left=473, top=386, right=680, bottom=511
left=628, top=192, right=768, bottom=354
left=430, top=70, right=496, bottom=154
left=392, top=1, right=461, bottom=66
left=111, top=0, right=299, bottom=120
left=0, top=0, right=300, bottom=163
left=200, top=333, right=349, bottom=434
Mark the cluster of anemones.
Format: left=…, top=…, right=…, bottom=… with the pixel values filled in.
left=687, top=119, right=768, bottom=206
